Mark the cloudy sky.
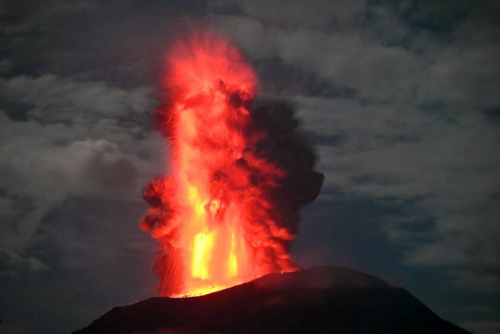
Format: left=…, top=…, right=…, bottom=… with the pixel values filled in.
left=0, top=1, right=499, bottom=333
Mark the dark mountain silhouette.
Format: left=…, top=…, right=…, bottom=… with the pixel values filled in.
left=74, top=266, right=469, bottom=334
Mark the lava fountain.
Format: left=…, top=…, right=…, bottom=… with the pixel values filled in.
left=140, top=31, right=324, bottom=297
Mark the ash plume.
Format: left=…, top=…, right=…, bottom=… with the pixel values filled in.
left=139, top=31, right=324, bottom=296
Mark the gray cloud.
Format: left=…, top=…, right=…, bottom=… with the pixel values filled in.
left=0, top=73, right=164, bottom=275
left=0, top=74, right=153, bottom=122
left=210, top=0, right=366, bottom=29
left=459, top=321, right=500, bottom=334
left=449, top=270, right=499, bottom=294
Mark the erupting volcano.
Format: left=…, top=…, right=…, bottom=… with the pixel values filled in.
left=140, top=31, right=324, bottom=297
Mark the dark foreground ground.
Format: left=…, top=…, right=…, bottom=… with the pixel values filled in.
left=74, top=266, right=470, bottom=334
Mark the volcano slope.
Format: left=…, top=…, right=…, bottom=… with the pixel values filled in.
left=74, top=266, right=469, bottom=334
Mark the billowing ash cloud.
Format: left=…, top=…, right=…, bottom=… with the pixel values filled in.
left=246, top=98, right=325, bottom=232
left=139, top=32, right=324, bottom=296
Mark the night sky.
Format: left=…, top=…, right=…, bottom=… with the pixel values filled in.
left=0, top=1, right=499, bottom=334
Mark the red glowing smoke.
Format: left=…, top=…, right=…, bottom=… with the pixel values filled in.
left=140, top=31, right=323, bottom=297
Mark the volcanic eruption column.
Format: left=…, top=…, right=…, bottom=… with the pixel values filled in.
left=140, top=31, right=324, bottom=297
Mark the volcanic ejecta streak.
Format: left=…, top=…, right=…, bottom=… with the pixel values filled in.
left=139, top=30, right=324, bottom=297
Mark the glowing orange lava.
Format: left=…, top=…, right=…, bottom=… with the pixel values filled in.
left=140, top=31, right=300, bottom=297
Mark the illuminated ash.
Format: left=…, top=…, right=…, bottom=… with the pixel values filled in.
left=140, top=31, right=324, bottom=297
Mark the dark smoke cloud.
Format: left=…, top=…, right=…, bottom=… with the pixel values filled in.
left=247, top=98, right=325, bottom=232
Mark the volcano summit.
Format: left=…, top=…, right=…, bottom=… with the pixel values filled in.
left=74, top=266, right=469, bottom=334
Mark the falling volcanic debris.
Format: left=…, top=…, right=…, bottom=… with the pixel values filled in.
left=139, top=31, right=324, bottom=297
